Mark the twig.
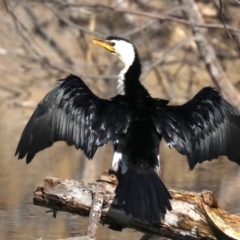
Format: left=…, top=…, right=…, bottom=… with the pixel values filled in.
left=21, top=0, right=73, bottom=65
left=44, top=2, right=105, bottom=38
left=24, top=55, right=118, bottom=80
left=218, top=0, right=240, bottom=54
left=233, top=0, right=240, bottom=4
left=3, top=0, right=41, bottom=58
left=143, top=36, right=197, bottom=74
left=120, top=20, right=156, bottom=37
left=160, top=65, right=174, bottom=100
left=59, top=3, right=240, bottom=34
left=3, top=0, right=28, bottom=32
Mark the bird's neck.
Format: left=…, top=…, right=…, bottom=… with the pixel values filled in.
left=117, top=53, right=149, bottom=97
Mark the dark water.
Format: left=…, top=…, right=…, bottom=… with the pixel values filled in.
left=0, top=100, right=240, bottom=240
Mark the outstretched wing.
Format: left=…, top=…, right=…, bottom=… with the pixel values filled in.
left=16, top=75, right=133, bottom=164
left=152, top=87, right=240, bottom=169
left=15, top=75, right=108, bottom=163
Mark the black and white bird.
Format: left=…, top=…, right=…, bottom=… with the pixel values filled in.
left=16, top=36, right=240, bottom=222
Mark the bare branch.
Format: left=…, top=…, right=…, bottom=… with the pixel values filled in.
left=143, top=36, right=197, bottom=75
left=44, top=2, right=105, bottom=38
left=3, top=0, right=41, bottom=58
left=179, top=0, right=240, bottom=111
left=234, top=0, right=240, bottom=3
left=59, top=3, right=240, bottom=34
left=218, top=0, right=240, bottom=54
left=21, top=0, right=74, bottom=65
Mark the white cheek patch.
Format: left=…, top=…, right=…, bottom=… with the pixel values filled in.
left=113, top=40, right=135, bottom=68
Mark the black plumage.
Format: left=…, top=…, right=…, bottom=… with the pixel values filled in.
left=16, top=36, right=240, bottom=222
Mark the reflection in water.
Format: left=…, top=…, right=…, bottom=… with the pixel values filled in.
left=0, top=101, right=240, bottom=239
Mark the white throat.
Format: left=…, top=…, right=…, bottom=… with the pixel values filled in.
left=110, top=40, right=136, bottom=95
left=117, top=67, right=128, bottom=95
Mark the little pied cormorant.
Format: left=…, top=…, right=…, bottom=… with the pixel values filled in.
left=16, top=36, right=240, bottom=222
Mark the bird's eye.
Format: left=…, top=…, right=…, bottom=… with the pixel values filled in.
left=110, top=42, right=115, bottom=46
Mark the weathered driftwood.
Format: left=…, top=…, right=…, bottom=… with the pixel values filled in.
left=33, top=171, right=240, bottom=240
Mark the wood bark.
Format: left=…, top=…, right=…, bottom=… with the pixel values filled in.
left=33, top=171, right=240, bottom=240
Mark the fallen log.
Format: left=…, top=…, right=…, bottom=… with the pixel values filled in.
left=33, top=171, right=240, bottom=240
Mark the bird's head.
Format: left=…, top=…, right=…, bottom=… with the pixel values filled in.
left=92, top=36, right=136, bottom=69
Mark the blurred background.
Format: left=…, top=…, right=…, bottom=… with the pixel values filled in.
left=0, top=0, right=240, bottom=239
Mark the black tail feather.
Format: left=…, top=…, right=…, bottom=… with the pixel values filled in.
left=125, top=172, right=138, bottom=215
left=151, top=170, right=172, bottom=211
left=115, top=167, right=172, bottom=222
left=147, top=175, right=160, bottom=220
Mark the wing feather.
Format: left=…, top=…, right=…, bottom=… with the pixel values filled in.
left=16, top=75, right=133, bottom=163
left=153, top=87, right=240, bottom=169
left=15, top=75, right=107, bottom=163
left=92, top=95, right=133, bottom=146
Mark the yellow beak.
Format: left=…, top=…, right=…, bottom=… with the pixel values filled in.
left=92, top=39, right=115, bottom=53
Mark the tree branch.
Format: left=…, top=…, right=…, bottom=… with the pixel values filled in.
left=179, top=0, right=240, bottom=111
left=58, top=3, right=240, bottom=34
left=21, top=0, right=74, bottom=65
